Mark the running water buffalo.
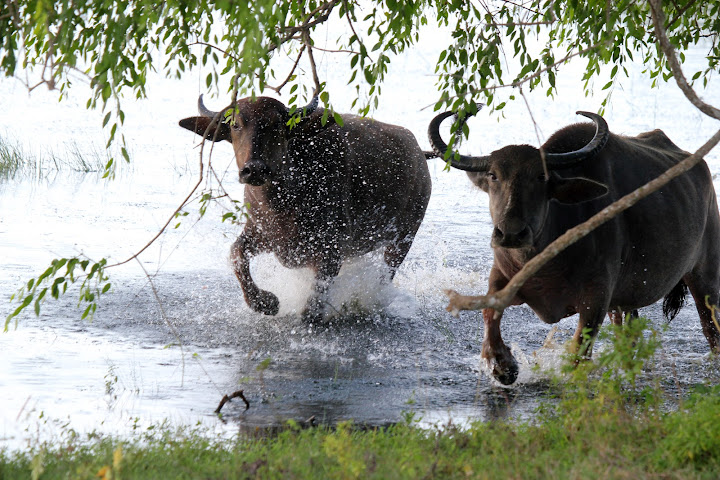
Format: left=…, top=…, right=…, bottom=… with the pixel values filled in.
left=180, top=95, right=431, bottom=321
left=429, top=110, right=720, bottom=385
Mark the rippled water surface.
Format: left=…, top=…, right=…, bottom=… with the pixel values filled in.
left=2, top=43, right=720, bottom=448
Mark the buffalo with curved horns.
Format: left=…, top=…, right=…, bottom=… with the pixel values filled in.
left=429, top=110, right=720, bottom=385
left=180, top=96, right=431, bottom=321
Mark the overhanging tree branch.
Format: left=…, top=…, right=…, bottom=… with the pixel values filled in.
left=303, top=31, right=322, bottom=96
left=648, top=0, right=720, bottom=121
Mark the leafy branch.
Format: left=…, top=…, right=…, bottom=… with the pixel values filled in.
left=6, top=257, right=110, bottom=331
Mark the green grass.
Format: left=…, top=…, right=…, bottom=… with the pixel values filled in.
left=2, top=319, right=719, bottom=479
left=0, top=136, right=26, bottom=178
left=1, top=393, right=719, bottom=480
left=0, top=135, right=110, bottom=179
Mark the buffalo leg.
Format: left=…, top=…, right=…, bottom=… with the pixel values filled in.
left=607, top=308, right=639, bottom=326
left=685, top=211, right=720, bottom=353
left=383, top=235, right=415, bottom=280
left=608, top=309, right=623, bottom=326
left=482, top=307, right=519, bottom=385
left=684, top=274, right=720, bottom=353
left=481, top=268, right=519, bottom=385
left=302, top=257, right=342, bottom=323
left=572, top=304, right=608, bottom=358
left=230, top=231, right=280, bottom=316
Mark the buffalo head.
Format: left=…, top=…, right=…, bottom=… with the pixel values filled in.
left=179, top=95, right=319, bottom=186
left=428, top=111, right=610, bottom=249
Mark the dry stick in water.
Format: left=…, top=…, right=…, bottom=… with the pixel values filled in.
left=215, top=390, right=250, bottom=414
left=445, top=129, right=720, bottom=316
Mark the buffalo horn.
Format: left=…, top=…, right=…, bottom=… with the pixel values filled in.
left=545, top=111, right=609, bottom=169
left=427, top=111, right=490, bottom=172
left=288, top=95, right=319, bottom=118
left=197, top=94, right=225, bottom=119
left=302, top=95, right=319, bottom=116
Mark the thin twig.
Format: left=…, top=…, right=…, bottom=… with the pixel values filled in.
left=267, top=45, right=306, bottom=94
left=485, top=21, right=554, bottom=27
left=667, top=0, right=699, bottom=28
left=104, top=109, right=217, bottom=271
left=496, top=42, right=603, bottom=92
left=6, top=0, right=22, bottom=31
left=105, top=176, right=204, bottom=270
left=343, top=0, right=365, bottom=50
left=500, top=0, right=543, bottom=16
left=188, top=41, right=240, bottom=62
left=134, top=258, right=186, bottom=385
left=280, top=0, right=340, bottom=35
left=304, top=44, right=356, bottom=55
left=433, top=41, right=605, bottom=105
left=478, top=0, right=511, bottom=77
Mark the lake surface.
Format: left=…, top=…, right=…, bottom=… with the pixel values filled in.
left=2, top=38, right=720, bottom=448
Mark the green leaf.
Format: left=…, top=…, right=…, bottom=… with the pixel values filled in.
left=363, top=68, right=374, bottom=85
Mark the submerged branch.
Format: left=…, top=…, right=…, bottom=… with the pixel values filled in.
left=215, top=390, right=250, bottom=414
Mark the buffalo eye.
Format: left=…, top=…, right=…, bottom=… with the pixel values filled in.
left=487, top=172, right=498, bottom=182
left=229, top=115, right=245, bottom=131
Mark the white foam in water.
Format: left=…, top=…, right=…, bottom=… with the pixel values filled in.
left=528, top=326, right=577, bottom=379
left=245, top=250, right=405, bottom=319
left=243, top=243, right=489, bottom=322
left=469, top=327, right=577, bottom=387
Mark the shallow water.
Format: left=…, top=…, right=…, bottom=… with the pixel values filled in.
left=2, top=40, right=720, bottom=448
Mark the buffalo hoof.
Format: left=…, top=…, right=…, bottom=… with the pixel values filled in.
left=490, top=357, right=519, bottom=386
left=249, top=290, right=280, bottom=316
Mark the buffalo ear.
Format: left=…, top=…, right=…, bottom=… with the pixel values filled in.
left=466, top=171, right=489, bottom=192
left=178, top=116, right=231, bottom=142
left=549, top=175, right=608, bottom=204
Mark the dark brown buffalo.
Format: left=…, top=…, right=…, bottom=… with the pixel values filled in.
left=429, top=110, right=720, bottom=384
left=180, top=96, right=431, bottom=321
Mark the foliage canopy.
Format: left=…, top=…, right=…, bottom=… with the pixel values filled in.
left=2, top=1, right=719, bottom=125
